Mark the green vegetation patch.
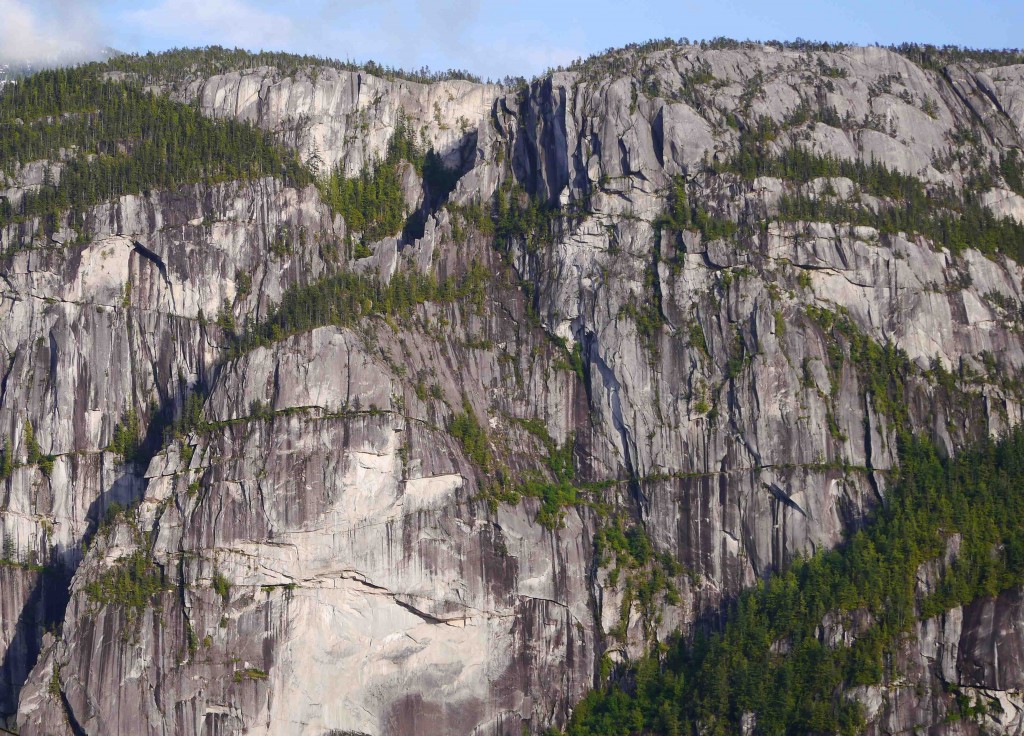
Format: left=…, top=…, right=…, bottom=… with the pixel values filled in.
left=718, top=139, right=1024, bottom=263
left=83, top=551, right=166, bottom=619
left=23, top=421, right=55, bottom=477
left=232, top=667, right=269, bottom=683
left=0, top=67, right=310, bottom=240
left=561, top=426, right=1024, bottom=736
left=516, top=435, right=580, bottom=529
left=804, top=304, right=912, bottom=425
left=228, top=260, right=489, bottom=355
left=98, top=45, right=482, bottom=86
left=0, top=438, right=11, bottom=481
left=318, top=116, right=459, bottom=244
left=448, top=399, right=493, bottom=470
left=212, top=571, right=232, bottom=605
left=106, top=407, right=142, bottom=461
left=596, top=515, right=683, bottom=642
left=493, top=180, right=561, bottom=254
left=476, top=417, right=590, bottom=530
left=1002, top=150, right=1024, bottom=198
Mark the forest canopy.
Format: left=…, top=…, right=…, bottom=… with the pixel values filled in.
left=560, top=427, right=1024, bottom=736
left=94, top=46, right=482, bottom=86
left=0, top=66, right=310, bottom=235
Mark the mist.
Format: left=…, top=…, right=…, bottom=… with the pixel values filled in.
left=0, top=0, right=107, bottom=67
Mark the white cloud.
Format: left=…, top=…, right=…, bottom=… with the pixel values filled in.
left=125, top=0, right=295, bottom=50
left=0, top=0, right=104, bottom=64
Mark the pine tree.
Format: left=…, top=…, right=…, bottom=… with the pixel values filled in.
left=0, top=439, right=11, bottom=479
left=23, top=421, right=40, bottom=465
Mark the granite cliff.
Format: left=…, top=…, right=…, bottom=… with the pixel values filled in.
left=2, top=40, right=1024, bottom=734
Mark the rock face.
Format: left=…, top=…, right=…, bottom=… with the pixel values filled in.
left=161, top=66, right=502, bottom=177
left=853, top=546, right=1024, bottom=735
left=4, top=42, right=1024, bottom=734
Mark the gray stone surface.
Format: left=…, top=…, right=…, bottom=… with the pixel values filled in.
left=3, top=42, right=1024, bottom=734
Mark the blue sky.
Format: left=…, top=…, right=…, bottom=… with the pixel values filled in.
left=2, top=0, right=1022, bottom=79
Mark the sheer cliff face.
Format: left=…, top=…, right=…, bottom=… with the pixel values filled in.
left=163, top=66, right=502, bottom=177
left=4, top=44, right=1024, bottom=735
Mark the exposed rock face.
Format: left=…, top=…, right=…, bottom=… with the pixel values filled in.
left=161, top=66, right=502, bottom=177
left=4, top=43, right=1024, bottom=734
left=852, top=552, right=1024, bottom=735
left=1, top=178, right=332, bottom=729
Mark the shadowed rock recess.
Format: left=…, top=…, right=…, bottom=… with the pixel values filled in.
left=3, top=39, right=1024, bottom=735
